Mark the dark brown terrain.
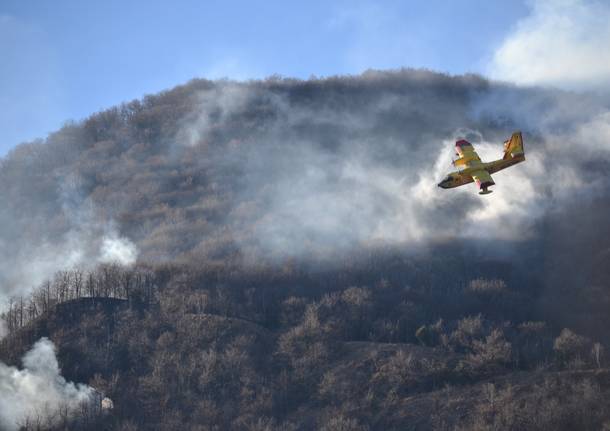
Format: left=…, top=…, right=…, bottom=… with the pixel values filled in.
left=2, top=70, right=610, bottom=430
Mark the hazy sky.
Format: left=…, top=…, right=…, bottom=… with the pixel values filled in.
left=0, top=0, right=531, bottom=155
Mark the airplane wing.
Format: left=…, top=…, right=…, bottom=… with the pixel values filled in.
left=453, top=140, right=483, bottom=169
left=471, top=169, right=495, bottom=194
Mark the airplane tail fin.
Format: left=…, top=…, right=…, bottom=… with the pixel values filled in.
left=502, top=131, right=525, bottom=160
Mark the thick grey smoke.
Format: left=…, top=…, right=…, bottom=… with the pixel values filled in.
left=169, top=0, right=610, bottom=263
left=1, top=68, right=609, bottom=302
left=177, top=76, right=610, bottom=262
left=178, top=77, right=482, bottom=260
left=0, top=338, right=94, bottom=430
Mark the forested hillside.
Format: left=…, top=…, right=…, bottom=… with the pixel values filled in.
left=2, top=70, right=610, bottom=430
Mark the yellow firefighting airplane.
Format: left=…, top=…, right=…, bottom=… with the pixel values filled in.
left=437, top=131, right=525, bottom=195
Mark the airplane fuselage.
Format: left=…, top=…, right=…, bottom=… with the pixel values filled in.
left=437, top=154, right=525, bottom=189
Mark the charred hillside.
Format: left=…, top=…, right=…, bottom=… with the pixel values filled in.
left=2, top=69, right=610, bottom=430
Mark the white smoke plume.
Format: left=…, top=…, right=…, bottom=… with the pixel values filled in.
left=2, top=67, right=609, bottom=288
left=178, top=79, right=610, bottom=263
left=100, top=233, right=138, bottom=265
left=178, top=83, right=257, bottom=147
left=489, top=0, right=610, bottom=89
left=0, top=169, right=138, bottom=304
left=0, top=338, right=95, bottom=430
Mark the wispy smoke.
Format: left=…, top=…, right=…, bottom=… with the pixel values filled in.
left=0, top=338, right=94, bottom=430
left=0, top=165, right=138, bottom=303
left=2, top=69, right=610, bottom=298
left=488, top=0, right=610, bottom=89
left=177, top=78, right=482, bottom=260
left=178, top=82, right=260, bottom=148
left=177, top=75, right=610, bottom=262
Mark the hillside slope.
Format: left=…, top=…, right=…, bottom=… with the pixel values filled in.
left=2, top=70, right=610, bottom=429
left=2, top=267, right=610, bottom=430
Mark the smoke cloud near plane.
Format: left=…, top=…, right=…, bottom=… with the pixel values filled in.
left=1, top=69, right=609, bottom=303
left=0, top=0, right=609, bottom=306
left=176, top=76, right=610, bottom=261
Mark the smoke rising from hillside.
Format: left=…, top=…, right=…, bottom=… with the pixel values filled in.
left=0, top=69, right=609, bottom=302
left=0, top=228, right=137, bottom=302
left=0, top=161, right=137, bottom=303
left=178, top=78, right=480, bottom=258
left=0, top=338, right=94, bottom=430
left=178, top=77, right=610, bottom=261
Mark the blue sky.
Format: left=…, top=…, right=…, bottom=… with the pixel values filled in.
left=1, top=0, right=533, bottom=154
